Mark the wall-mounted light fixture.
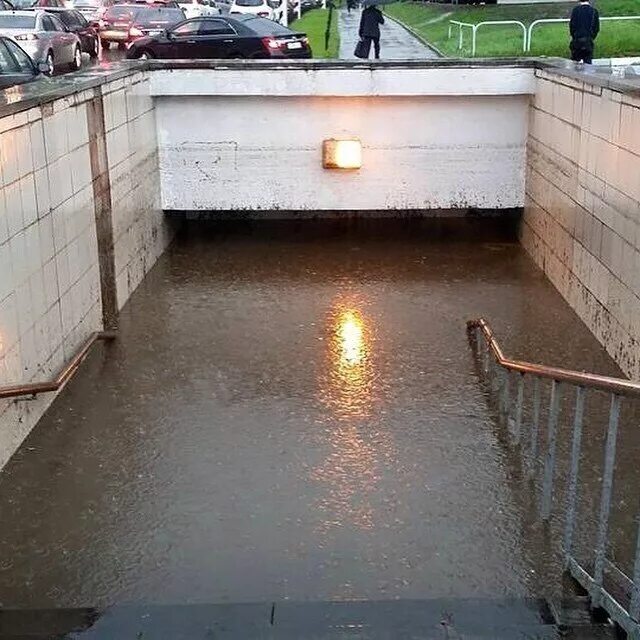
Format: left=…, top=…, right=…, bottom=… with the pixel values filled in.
left=322, top=138, right=362, bottom=170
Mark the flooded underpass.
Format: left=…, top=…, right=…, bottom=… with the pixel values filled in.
left=0, top=219, right=637, bottom=637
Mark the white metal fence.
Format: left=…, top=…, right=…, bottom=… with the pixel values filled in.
left=527, top=16, right=640, bottom=52
left=448, top=15, right=640, bottom=56
left=448, top=19, right=527, bottom=56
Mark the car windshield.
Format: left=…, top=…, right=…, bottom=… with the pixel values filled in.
left=134, top=7, right=182, bottom=23
left=0, top=14, right=36, bottom=27
left=74, top=0, right=101, bottom=6
left=244, top=16, right=292, bottom=34
left=7, top=0, right=35, bottom=8
left=235, top=0, right=262, bottom=6
left=104, top=5, right=136, bottom=18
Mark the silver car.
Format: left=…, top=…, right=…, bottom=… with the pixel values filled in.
left=0, top=10, right=82, bottom=74
left=72, top=0, right=114, bottom=24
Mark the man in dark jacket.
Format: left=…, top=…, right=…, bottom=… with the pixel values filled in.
left=569, top=0, right=600, bottom=64
left=359, top=5, right=384, bottom=59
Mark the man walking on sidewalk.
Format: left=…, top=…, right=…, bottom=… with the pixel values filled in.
left=359, top=4, right=384, bottom=59
left=569, top=0, right=600, bottom=64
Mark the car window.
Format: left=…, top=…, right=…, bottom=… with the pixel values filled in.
left=199, top=18, right=234, bottom=34
left=0, top=40, right=21, bottom=73
left=56, top=11, right=76, bottom=27
left=171, top=19, right=201, bottom=34
left=4, top=38, right=34, bottom=73
left=234, top=0, right=262, bottom=6
left=73, top=11, right=88, bottom=25
left=0, top=0, right=13, bottom=9
left=41, top=14, right=56, bottom=29
left=49, top=14, right=65, bottom=29
left=135, top=7, right=183, bottom=24
left=0, top=14, right=35, bottom=27
left=104, top=5, right=136, bottom=19
left=243, top=16, right=291, bottom=34
left=10, top=0, right=34, bottom=7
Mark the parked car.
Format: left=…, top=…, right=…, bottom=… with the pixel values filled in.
left=177, top=0, right=219, bottom=19
left=99, top=4, right=183, bottom=47
left=229, top=0, right=274, bottom=20
left=11, top=0, right=64, bottom=8
left=126, top=14, right=310, bottom=58
left=128, top=0, right=181, bottom=7
left=0, top=10, right=81, bottom=72
left=0, top=33, right=48, bottom=86
left=40, top=7, right=99, bottom=55
left=72, top=0, right=114, bottom=23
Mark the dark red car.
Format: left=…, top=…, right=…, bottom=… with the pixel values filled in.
left=99, top=3, right=184, bottom=47
left=41, top=7, right=100, bottom=56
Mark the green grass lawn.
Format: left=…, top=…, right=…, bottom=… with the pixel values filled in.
left=291, top=7, right=340, bottom=58
left=385, top=0, right=640, bottom=58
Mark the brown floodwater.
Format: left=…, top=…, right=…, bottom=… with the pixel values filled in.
left=0, top=220, right=636, bottom=610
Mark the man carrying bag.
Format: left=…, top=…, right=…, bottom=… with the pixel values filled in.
left=354, top=4, right=384, bottom=59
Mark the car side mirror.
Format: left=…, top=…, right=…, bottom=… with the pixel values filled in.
left=167, top=29, right=175, bottom=39
left=37, top=60, right=51, bottom=74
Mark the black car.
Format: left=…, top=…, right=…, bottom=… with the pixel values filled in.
left=126, top=14, right=310, bottom=59
left=0, top=34, right=48, bottom=88
left=41, top=7, right=100, bottom=56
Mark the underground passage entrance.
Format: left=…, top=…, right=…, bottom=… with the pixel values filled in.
left=0, top=220, right=635, bottom=638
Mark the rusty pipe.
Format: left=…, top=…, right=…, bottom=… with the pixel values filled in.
left=0, top=331, right=116, bottom=400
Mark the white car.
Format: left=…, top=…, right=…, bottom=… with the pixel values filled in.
left=177, top=0, right=220, bottom=19
left=229, top=0, right=282, bottom=22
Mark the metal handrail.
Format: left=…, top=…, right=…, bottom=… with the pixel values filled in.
left=467, top=317, right=640, bottom=638
left=0, top=331, right=115, bottom=400
left=467, top=318, right=640, bottom=397
left=527, top=16, right=640, bottom=52
left=448, top=19, right=527, bottom=56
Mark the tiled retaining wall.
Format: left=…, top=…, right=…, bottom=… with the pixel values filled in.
left=521, top=68, right=640, bottom=379
left=0, top=71, right=172, bottom=468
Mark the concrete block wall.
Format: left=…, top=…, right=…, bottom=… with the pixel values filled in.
left=521, top=68, right=640, bottom=379
left=102, top=73, right=171, bottom=307
left=0, top=97, right=102, bottom=465
left=0, top=71, right=173, bottom=469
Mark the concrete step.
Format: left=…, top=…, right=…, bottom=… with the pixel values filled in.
left=0, top=598, right=620, bottom=639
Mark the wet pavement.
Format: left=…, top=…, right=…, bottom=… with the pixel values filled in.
left=0, top=220, right=634, bottom=613
left=338, top=7, right=438, bottom=60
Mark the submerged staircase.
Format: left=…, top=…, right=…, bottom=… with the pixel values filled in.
left=0, top=598, right=621, bottom=639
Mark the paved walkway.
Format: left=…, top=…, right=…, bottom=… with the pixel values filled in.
left=338, top=7, right=439, bottom=59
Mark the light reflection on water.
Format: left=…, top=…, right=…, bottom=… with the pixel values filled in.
left=322, top=303, right=375, bottom=421
left=313, top=301, right=396, bottom=536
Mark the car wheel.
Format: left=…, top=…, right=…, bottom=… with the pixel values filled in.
left=45, top=51, right=54, bottom=76
left=117, top=42, right=126, bottom=50
left=71, top=45, right=82, bottom=70
left=89, top=37, right=99, bottom=58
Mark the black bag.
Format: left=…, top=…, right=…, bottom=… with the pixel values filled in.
left=354, top=37, right=370, bottom=59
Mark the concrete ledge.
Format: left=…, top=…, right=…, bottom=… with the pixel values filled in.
left=166, top=207, right=523, bottom=219
left=0, top=57, right=636, bottom=119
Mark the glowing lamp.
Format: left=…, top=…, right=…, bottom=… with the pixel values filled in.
left=322, top=138, right=362, bottom=170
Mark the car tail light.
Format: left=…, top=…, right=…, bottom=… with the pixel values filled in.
left=261, top=37, right=283, bottom=50
left=257, top=10, right=269, bottom=16
left=301, top=36, right=308, bottom=45
left=129, top=26, right=143, bottom=35
left=14, top=33, right=38, bottom=40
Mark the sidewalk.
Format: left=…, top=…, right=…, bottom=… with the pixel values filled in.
left=338, top=7, right=439, bottom=59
